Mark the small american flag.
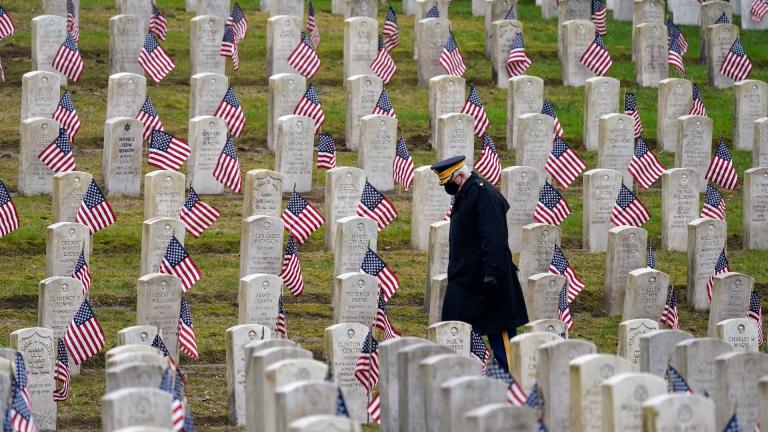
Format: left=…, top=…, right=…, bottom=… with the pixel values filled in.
left=383, top=6, right=399, bottom=52
left=64, top=299, right=105, bottom=364
left=748, top=291, right=764, bottom=345
left=220, top=26, right=240, bottom=71
left=610, top=183, right=650, bottom=227
left=534, top=182, right=571, bottom=226
left=665, top=364, right=691, bottom=393
left=546, top=136, right=585, bottom=189
left=76, top=180, right=116, bottom=234
left=689, top=84, right=707, bottom=116
left=715, top=12, right=730, bottom=24
left=648, top=245, right=655, bottom=269
left=335, top=385, right=349, bottom=417
left=293, top=84, right=325, bottom=133
left=485, top=360, right=527, bottom=406
left=276, top=294, right=287, bottom=338
left=71, top=246, right=91, bottom=294
left=66, top=0, right=78, bottom=42
left=705, top=139, right=739, bottom=190
left=52, top=33, right=84, bottom=82
left=317, top=132, right=337, bottom=170
left=706, top=248, right=730, bottom=303
left=443, top=196, right=455, bottom=221
left=0, top=180, right=19, bottom=238
left=591, top=0, right=607, bottom=35
left=38, top=128, right=76, bottom=173
left=160, top=235, right=201, bottom=292
left=668, top=35, right=685, bottom=77
left=7, top=384, right=35, bottom=432
left=475, top=133, right=502, bottom=186
left=372, top=89, right=396, bottom=118
left=178, top=298, right=199, bottom=361
left=149, top=130, right=191, bottom=171
left=723, top=415, right=741, bottom=432
left=213, top=137, right=242, bottom=193
left=354, top=330, right=380, bottom=392
left=666, top=20, right=688, bottom=54
left=504, top=5, right=517, bottom=19
left=461, top=85, right=490, bottom=137
left=52, top=91, right=81, bottom=142
left=439, top=31, right=467, bottom=77
left=136, top=96, right=165, bottom=141
left=541, top=100, right=564, bottom=138
left=307, top=0, right=319, bottom=48
left=280, top=236, right=305, bottom=297
left=149, top=3, right=168, bottom=40
left=470, top=330, right=490, bottom=373
left=624, top=93, right=643, bottom=138
left=227, top=2, right=248, bottom=42
left=425, top=3, right=440, bottom=17
left=180, top=187, right=221, bottom=238
left=701, top=183, right=726, bottom=221
left=720, top=38, right=753, bottom=82
left=525, top=383, right=542, bottom=411
left=505, top=32, right=532, bottom=78
left=281, top=191, right=324, bottom=244
left=357, top=181, right=398, bottom=231
left=138, top=33, right=176, bottom=83
left=361, top=248, right=400, bottom=301
left=367, top=391, right=382, bottom=424
left=13, top=352, right=31, bottom=410
left=287, top=32, right=321, bottom=79
left=557, top=282, right=575, bottom=332
left=393, top=136, right=414, bottom=190
left=752, top=0, right=768, bottom=21
left=374, top=292, right=401, bottom=340
left=660, top=288, right=679, bottom=330
left=0, top=5, right=15, bottom=39
left=629, top=137, right=666, bottom=189
left=371, top=36, right=397, bottom=85
left=160, top=368, right=187, bottom=431
left=152, top=333, right=175, bottom=369
left=53, top=339, right=70, bottom=402
left=579, top=32, right=613, bottom=76
left=549, top=245, right=586, bottom=303
left=214, top=86, right=246, bottom=138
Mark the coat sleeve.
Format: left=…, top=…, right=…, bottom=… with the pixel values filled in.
left=475, top=187, right=510, bottom=281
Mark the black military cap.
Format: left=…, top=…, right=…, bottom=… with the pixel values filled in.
left=431, top=155, right=466, bottom=185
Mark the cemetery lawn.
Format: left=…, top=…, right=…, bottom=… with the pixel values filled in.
left=1, top=0, right=768, bottom=430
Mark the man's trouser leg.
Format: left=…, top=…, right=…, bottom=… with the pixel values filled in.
left=487, top=329, right=517, bottom=373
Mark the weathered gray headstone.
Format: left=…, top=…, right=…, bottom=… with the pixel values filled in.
left=490, top=20, right=524, bottom=88
left=101, top=388, right=172, bottom=432
left=622, top=268, right=670, bottom=321
left=240, top=216, right=284, bottom=278
left=515, top=114, right=553, bottom=173
left=428, top=274, right=448, bottom=324
left=289, top=416, right=362, bottom=432
left=615, top=0, right=636, bottom=20
left=744, top=167, right=768, bottom=249
left=716, top=318, right=759, bottom=352
left=103, top=117, right=143, bottom=197
left=687, top=218, right=727, bottom=310
left=52, top=171, right=93, bottom=223
left=416, top=18, right=451, bottom=85
left=733, top=80, right=768, bottom=150
left=657, top=78, right=693, bottom=151
left=464, top=404, right=539, bottom=432
left=275, top=381, right=337, bottom=432
left=20, top=71, right=60, bottom=121
left=143, top=170, right=185, bottom=220
left=661, top=168, right=700, bottom=251
left=672, top=337, right=732, bottom=395
left=430, top=76, right=468, bottom=150
left=426, top=221, right=450, bottom=310
left=675, top=115, right=712, bottom=192
left=524, top=319, right=567, bottom=337
left=226, top=324, right=272, bottom=426
left=116, top=0, right=153, bottom=21
left=0, top=358, right=11, bottom=410
left=706, top=23, right=739, bottom=89
left=11, top=327, right=56, bottom=430
left=642, top=393, right=715, bottom=431
left=617, top=319, right=660, bottom=369
left=436, top=114, right=475, bottom=171
left=275, top=115, right=315, bottom=192
left=324, top=323, right=369, bottom=422
left=46, top=221, right=90, bottom=277
left=333, top=272, right=378, bottom=326
left=569, top=354, right=632, bottom=432
left=345, top=0, right=377, bottom=18
left=632, top=0, right=665, bottom=58
left=325, top=167, right=367, bottom=252
left=699, top=1, right=733, bottom=64
left=598, top=113, right=635, bottom=187
left=524, top=273, right=566, bottom=321
left=358, top=114, right=398, bottom=192
left=507, top=75, right=544, bottom=149
left=42, top=0, right=79, bottom=18
left=243, top=170, right=284, bottom=219
left=31, top=15, right=68, bottom=85
left=427, top=321, right=473, bottom=357
left=414, top=0, right=450, bottom=59
left=440, top=376, right=508, bottom=432
left=398, top=342, right=455, bottom=432
left=38, top=276, right=84, bottom=374
left=271, top=0, right=303, bottom=17
left=344, top=18, right=377, bottom=81
left=266, top=16, right=302, bottom=78
left=19, top=117, right=60, bottom=196
left=140, top=218, right=185, bottom=276
left=582, top=168, right=624, bottom=252
left=509, top=332, right=562, bottom=393
left=378, top=337, right=427, bottom=432
left=189, top=15, right=226, bottom=76
left=333, top=216, right=378, bottom=278
left=707, top=272, right=753, bottom=336
left=500, top=167, right=541, bottom=253
left=412, top=166, right=453, bottom=252
left=605, top=226, right=648, bottom=316
left=117, top=325, right=158, bottom=346
left=347, top=75, right=384, bottom=151
left=136, top=273, right=182, bottom=357
left=189, top=73, right=229, bottom=118
left=187, top=116, right=228, bottom=194
left=583, top=77, right=620, bottom=151
left=196, top=0, right=230, bottom=18
left=635, top=23, right=669, bottom=87
left=638, top=329, right=693, bottom=377
left=268, top=74, right=306, bottom=151
left=238, top=274, right=283, bottom=329
left=601, top=372, right=667, bottom=431
left=110, top=15, right=147, bottom=76
left=485, top=0, right=518, bottom=58
left=421, top=354, right=482, bottom=432
left=105, top=362, right=165, bottom=394
left=107, top=73, right=147, bottom=121
left=714, top=352, right=768, bottom=430
left=559, top=0, right=593, bottom=57
left=561, top=20, right=596, bottom=86
left=519, top=223, right=561, bottom=286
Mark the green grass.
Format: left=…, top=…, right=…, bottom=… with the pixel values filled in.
left=0, top=0, right=767, bottom=430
